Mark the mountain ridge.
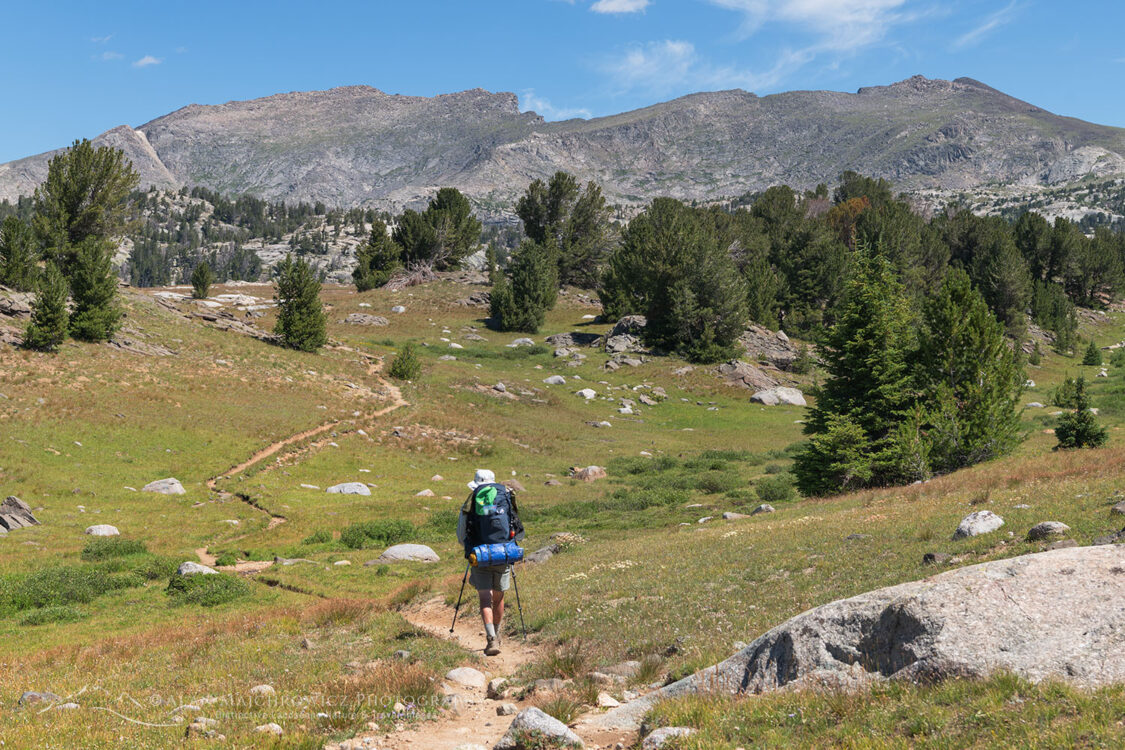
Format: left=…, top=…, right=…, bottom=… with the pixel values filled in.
left=3, top=75, right=1124, bottom=213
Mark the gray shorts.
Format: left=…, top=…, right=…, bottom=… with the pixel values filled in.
left=470, top=564, right=511, bottom=592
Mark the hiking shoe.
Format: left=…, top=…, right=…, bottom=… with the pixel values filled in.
left=484, top=636, right=501, bottom=656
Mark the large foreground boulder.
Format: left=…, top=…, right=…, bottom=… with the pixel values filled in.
left=750, top=387, right=806, bottom=406
left=585, top=545, right=1125, bottom=732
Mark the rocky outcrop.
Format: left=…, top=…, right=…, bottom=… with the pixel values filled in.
left=586, top=546, right=1125, bottom=732
left=738, top=325, right=805, bottom=370
left=604, top=316, right=646, bottom=355
left=718, top=360, right=779, bottom=391
left=750, top=387, right=806, bottom=406
left=0, top=496, right=38, bottom=531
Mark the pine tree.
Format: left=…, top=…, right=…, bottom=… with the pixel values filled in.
left=1083, top=340, right=1103, bottom=366
left=273, top=254, right=326, bottom=352
left=68, top=238, right=121, bottom=342
left=915, top=268, right=1024, bottom=473
left=191, top=260, right=214, bottom=299
left=22, top=262, right=69, bottom=352
left=794, top=244, right=915, bottom=495
left=1055, top=377, right=1107, bottom=449
left=484, top=243, right=498, bottom=285
left=489, top=240, right=558, bottom=333
left=353, top=218, right=400, bottom=291
left=388, top=342, right=422, bottom=381
left=0, top=216, right=39, bottom=292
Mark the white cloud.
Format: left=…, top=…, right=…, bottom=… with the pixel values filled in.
left=519, top=90, right=593, bottom=120
left=91, top=34, right=113, bottom=44
left=591, top=0, right=650, bottom=13
left=133, top=55, right=163, bottom=68
left=601, top=39, right=800, bottom=95
left=98, top=51, right=123, bottom=61
left=708, top=0, right=912, bottom=52
left=952, top=0, right=1020, bottom=50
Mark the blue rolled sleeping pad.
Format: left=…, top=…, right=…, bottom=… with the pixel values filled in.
left=469, top=541, right=524, bottom=567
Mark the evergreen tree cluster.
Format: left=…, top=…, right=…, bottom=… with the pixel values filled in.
left=793, top=248, right=1026, bottom=496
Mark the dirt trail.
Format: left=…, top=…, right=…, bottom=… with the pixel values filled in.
left=333, top=595, right=632, bottom=750
left=197, top=345, right=407, bottom=572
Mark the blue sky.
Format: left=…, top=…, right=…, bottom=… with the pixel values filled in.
left=1, top=0, right=1122, bottom=162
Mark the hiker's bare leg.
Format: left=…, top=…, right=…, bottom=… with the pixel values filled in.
left=479, top=589, right=494, bottom=628
left=493, top=590, right=505, bottom=633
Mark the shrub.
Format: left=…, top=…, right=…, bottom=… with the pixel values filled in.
left=694, top=470, right=742, bottom=494
left=302, top=529, right=333, bottom=545
left=22, top=262, right=68, bottom=352
left=166, top=573, right=250, bottom=607
left=340, top=520, right=415, bottom=550
left=388, top=343, right=422, bottom=381
left=1028, top=341, right=1042, bottom=366
left=214, top=551, right=238, bottom=567
left=0, top=565, right=141, bottom=614
left=1111, top=348, right=1125, bottom=368
left=756, top=473, right=797, bottom=504
left=81, top=537, right=147, bottom=561
left=19, top=605, right=88, bottom=626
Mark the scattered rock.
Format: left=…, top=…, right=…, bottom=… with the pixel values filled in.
left=19, top=691, right=61, bottom=706
left=509, top=337, right=535, bottom=347
left=533, top=678, right=568, bottom=694
left=1027, top=521, right=1071, bottom=541
left=342, top=313, right=388, bottom=326
left=750, top=387, right=807, bottom=407
left=487, top=678, right=508, bottom=699
left=256, top=722, right=283, bottom=736
left=544, top=375, right=567, bottom=385
left=642, top=727, right=696, bottom=749
left=503, top=479, right=527, bottom=493
left=391, top=306, right=406, bottom=314
left=1111, top=501, right=1125, bottom=516
left=176, top=561, right=218, bottom=576
left=496, top=702, right=518, bottom=716
left=442, top=693, right=470, bottom=716
left=570, top=465, right=607, bottom=482
left=952, top=510, right=1004, bottom=540
left=589, top=672, right=626, bottom=686
left=1093, top=527, right=1125, bottom=545
left=495, top=707, right=584, bottom=750
left=327, top=482, right=372, bottom=496
left=738, top=324, right=805, bottom=370
left=84, top=524, right=120, bottom=536
left=393, top=649, right=411, bottom=660
left=546, top=332, right=601, bottom=348
left=588, top=546, right=1125, bottom=733
left=373, top=544, right=440, bottom=564
left=718, top=360, right=779, bottom=391
left=0, top=496, right=38, bottom=531
left=576, top=388, right=597, bottom=400
left=142, top=478, right=186, bottom=495
left=722, top=512, right=749, bottom=520
left=603, top=660, right=641, bottom=678
left=923, top=552, right=952, bottom=565
left=1026, top=402, right=1045, bottom=408
left=596, top=692, right=620, bottom=708
left=751, top=504, right=775, bottom=515
left=445, top=667, right=487, bottom=689
left=1046, top=539, right=1078, bottom=551
left=249, top=684, right=275, bottom=697
left=526, top=545, right=560, bottom=564
left=416, top=489, right=435, bottom=497
left=673, top=366, right=693, bottom=376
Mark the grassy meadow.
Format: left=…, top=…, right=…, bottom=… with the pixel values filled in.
left=1, top=279, right=1124, bottom=748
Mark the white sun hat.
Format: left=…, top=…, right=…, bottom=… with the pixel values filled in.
left=468, top=469, right=496, bottom=490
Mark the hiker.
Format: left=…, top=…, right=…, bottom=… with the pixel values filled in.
left=457, top=469, right=524, bottom=655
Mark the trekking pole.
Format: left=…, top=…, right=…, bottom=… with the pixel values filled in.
left=510, top=564, right=528, bottom=640
left=450, top=563, right=470, bottom=633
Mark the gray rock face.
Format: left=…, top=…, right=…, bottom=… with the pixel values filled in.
left=143, top=478, right=186, bottom=495
left=326, top=482, right=371, bottom=496
left=717, top=360, right=779, bottom=391
left=494, top=707, right=584, bottom=749
left=952, top=510, right=1004, bottom=540
left=586, top=546, right=1125, bottom=732
left=1027, top=521, right=1071, bottom=541
left=5, top=78, right=1125, bottom=215
left=738, top=325, right=806, bottom=370
left=84, top=524, right=120, bottom=537
left=751, top=504, right=776, bottom=515
left=374, top=544, right=439, bottom=563
left=543, top=375, right=567, bottom=386
left=176, top=561, right=218, bottom=576
left=19, top=691, right=61, bottom=706
left=750, top=387, right=807, bottom=407
left=526, top=544, right=561, bottom=564
left=570, top=466, right=607, bottom=482
left=545, top=332, right=602, bottom=348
